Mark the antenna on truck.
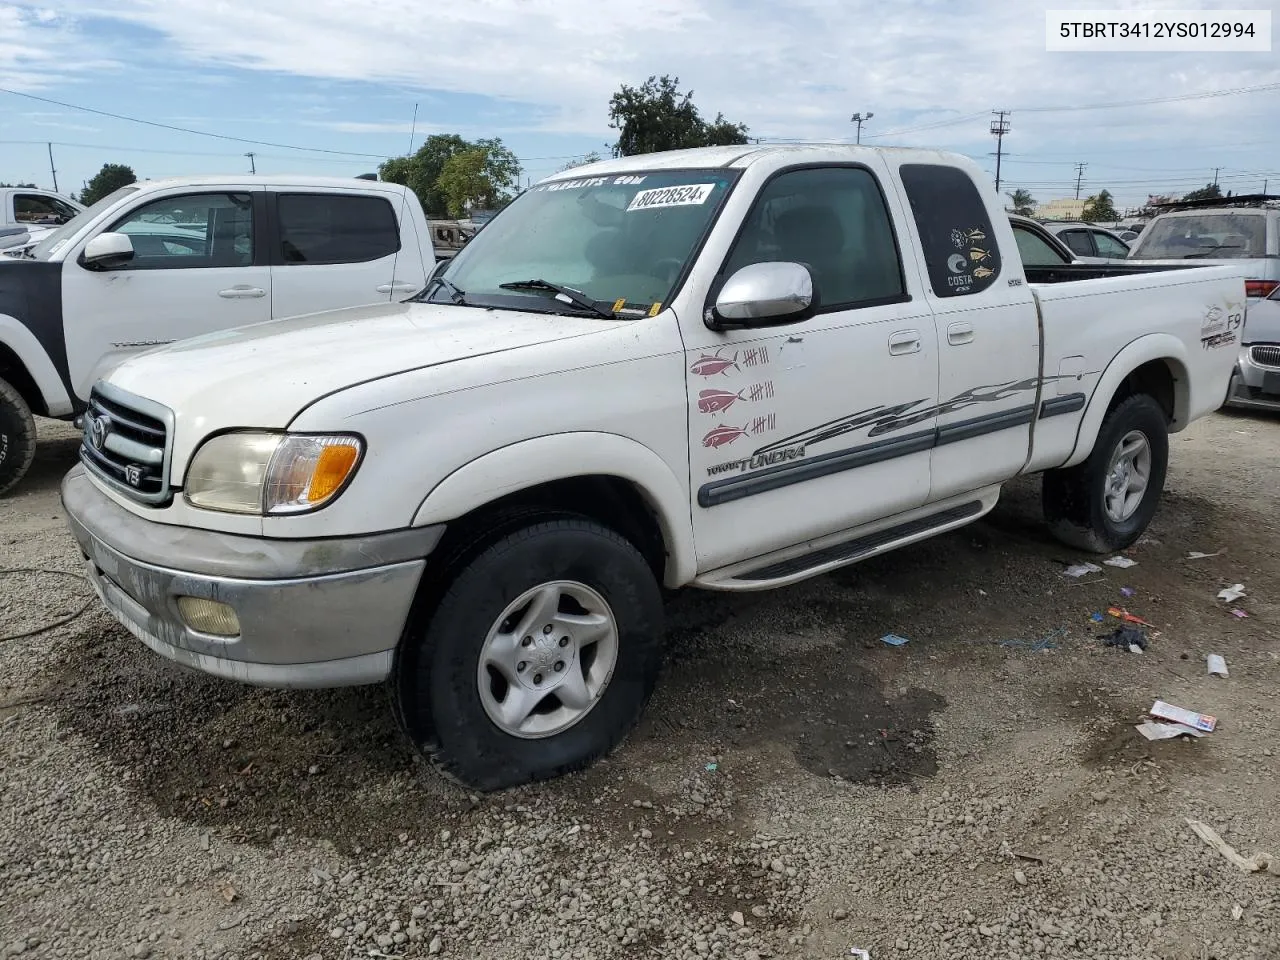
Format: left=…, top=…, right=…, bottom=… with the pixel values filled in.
left=385, top=102, right=420, bottom=302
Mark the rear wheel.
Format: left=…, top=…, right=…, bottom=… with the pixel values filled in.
left=1043, top=393, right=1169, bottom=553
left=393, top=515, right=664, bottom=790
left=0, top=377, right=37, bottom=497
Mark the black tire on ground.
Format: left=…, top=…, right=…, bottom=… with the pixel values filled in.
left=0, top=377, right=37, bottom=497
left=1043, top=393, right=1169, bottom=553
left=393, top=515, right=664, bottom=791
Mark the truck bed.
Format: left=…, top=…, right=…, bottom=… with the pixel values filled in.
left=1024, top=261, right=1206, bottom=284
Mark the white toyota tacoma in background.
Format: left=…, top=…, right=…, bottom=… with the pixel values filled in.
left=0, top=186, right=85, bottom=251
left=61, top=145, right=1246, bottom=790
left=0, top=175, right=435, bottom=494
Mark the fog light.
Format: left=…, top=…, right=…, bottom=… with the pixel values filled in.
left=176, top=596, right=241, bottom=637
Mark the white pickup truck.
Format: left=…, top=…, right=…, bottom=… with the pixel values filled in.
left=0, top=176, right=435, bottom=494
left=61, top=146, right=1245, bottom=790
left=0, top=186, right=84, bottom=251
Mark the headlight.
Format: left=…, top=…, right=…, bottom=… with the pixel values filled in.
left=184, top=432, right=363, bottom=515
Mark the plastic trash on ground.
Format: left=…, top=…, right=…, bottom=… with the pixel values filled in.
left=1064, top=562, right=1103, bottom=577
left=880, top=634, right=910, bottom=647
left=850, top=950, right=872, bottom=960
left=1150, top=700, right=1216, bottom=732
left=1217, top=583, right=1247, bottom=603
left=1187, top=550, right=1223, bottom=559
left=1186, top=819, right=1279, bottom=875
left=1101, top=624, right=1148, bottom=652
left=1104, top=556, right=1137, bottom=568
left=1207, top=654, right=1229, bottom=677
left=1136, top=720, right=1206, bottom=740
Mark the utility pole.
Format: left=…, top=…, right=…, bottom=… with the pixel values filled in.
left=1073, top=162, right=1088, bottom=200
left=1212, top=167, right=1220, bottom=186
left=47, top=142, right=59, bottom=193
left=989, top=110, right=1010, bottom=194
left=245, top=152, right=256, bottom=174
left=850, top=112, right=873, bottom=145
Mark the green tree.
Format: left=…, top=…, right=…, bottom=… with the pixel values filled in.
left=607, top=75, right=749, bottom=157
left=79, top=164, right=137, bottom=205
left=558, top=151, right=603, bottom=173
left=1081, top=189, right=1118, bottom=222
left=1181, top=182, right=1223, bottom=203
left=435, top=139, right=521, bottom=218
left=378, top=133, right=469, bottom=217
left=1006, top=188, right=1036, bottom=216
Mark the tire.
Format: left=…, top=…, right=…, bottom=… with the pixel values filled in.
left=0, top=377, right=37, bottom=498
left=393, top=515, right=664, bottom=791
left=1043, top=393, right=1169, bottom=553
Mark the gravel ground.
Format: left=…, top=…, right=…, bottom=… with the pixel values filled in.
left=2, top=414, right=1278, bottom=960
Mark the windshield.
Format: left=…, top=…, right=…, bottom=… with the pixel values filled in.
left=429, top=169, right=738, bottom=315
left=1129, top=211, right=1267, bottom=259
left=27, top=185, right=141, bottom=260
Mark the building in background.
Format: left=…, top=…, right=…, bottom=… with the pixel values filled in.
left=1037, top=198, right=1087, bottom=220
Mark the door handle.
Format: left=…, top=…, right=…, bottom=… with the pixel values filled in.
left=376, top=281, right=419, bottom=293
left=948, top=321, right=975, bottom=345
left=218, top=285, right=266, bottom=299
left=888, top=330, right=922, bottom=355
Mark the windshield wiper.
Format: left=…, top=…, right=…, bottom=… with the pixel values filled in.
left=498, top=278, right=616, bottom=319
left=416, top=274, right=467, bottom=304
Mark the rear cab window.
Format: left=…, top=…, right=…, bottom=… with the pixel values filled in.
left=276, top=193, right=401, bottom=264
left=1131, top=212, right=1267, bottom=259
left=898, top=164, right=1001, bottom=297
left=1012, top=223, right=1069, bottom=266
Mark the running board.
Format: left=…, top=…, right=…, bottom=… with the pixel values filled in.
left=694, top=497, right=989, bottom=592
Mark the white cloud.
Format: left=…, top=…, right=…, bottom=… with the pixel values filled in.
left=0, top=6, right=120, bottom=89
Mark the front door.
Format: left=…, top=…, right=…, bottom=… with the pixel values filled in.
left=61, top=189, right=270, bottom=400
left=682, top=164, right=939, bottom=573
left=892, top=162, right=1041, bottom=502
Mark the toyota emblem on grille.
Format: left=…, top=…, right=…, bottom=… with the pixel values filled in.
left=87, top=413, right=112, bottom=451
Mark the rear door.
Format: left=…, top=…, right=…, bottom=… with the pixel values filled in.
left=1058, top=228, right=1097, bottom=258
left=892, top=162, right=1042, bottom=502
left=61, top=188, right=270, bottom=399
left=1090, top=229, right=1130, bottom=259
left=268, top=190, right=409, bottom=318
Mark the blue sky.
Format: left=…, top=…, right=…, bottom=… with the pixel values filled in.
left=2, top=0, right=1278, bottom=212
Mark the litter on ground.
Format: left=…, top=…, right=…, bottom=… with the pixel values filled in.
left=1186, top=820, right=1279, bottom=875
left=1090, top=611, right=1105, bottom=623
left=1108, top=606, right=1155, bottom=627
left=1187, top=550, right=1224, bottom=560
left=1151, top=700, right=1216, bottom=732
left=1231, top=609, right=1249, bottom=619
left=1104, top=556, right=1137, bottom=569
left=1101, top=624, right=1147, bottom=652
left=1064, top=563, right=1103, bottom=578
left=880, top=634, right=910, bottom=647
left=996, top=627, right=1066, bottom=652
left=1120, top=586, right=1136, bottom=597
left=1217, top=584, right=1247, bottom=603
left=850, top=950, right=872, bottom=960
left=1207, top=654, right=1229, bottom=677
left=1136, top=720, right=1205, bottom=740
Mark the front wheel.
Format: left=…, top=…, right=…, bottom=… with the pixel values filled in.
left=393, top=516, right=664, bottom=791
left=0, top=377, right=37, bottom=497
left=1043, top=393, right=1169, bottom=553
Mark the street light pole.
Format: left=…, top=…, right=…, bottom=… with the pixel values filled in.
left=850, top=112, right=874, bottom=145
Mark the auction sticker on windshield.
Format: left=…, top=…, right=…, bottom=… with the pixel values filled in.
left=627, top=184, right=717, bottom=212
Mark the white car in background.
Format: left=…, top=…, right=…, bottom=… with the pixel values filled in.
left=1042, top=221, right=1132, bottom=260
left=0, top=187, right=85, bottom=250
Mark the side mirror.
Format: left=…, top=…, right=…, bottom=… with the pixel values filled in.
left=82, top=232, right=135, bottom=269
left=707, top=261, right=816, bottom=330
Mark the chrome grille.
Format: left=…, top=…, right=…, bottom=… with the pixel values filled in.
left=79, top=384, right=174, bottom=505
left=1250, top=344, right=1280, bottom=369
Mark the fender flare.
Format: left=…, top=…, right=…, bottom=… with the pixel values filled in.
left=1063, top=333, right=1190, bottom=468
left=0, top=313, right=72, bottom=417
left=411, top=432, right=697, bottom=587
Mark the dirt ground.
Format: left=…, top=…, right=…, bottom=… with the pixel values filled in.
left=2, top=413, right=1278, bottom=960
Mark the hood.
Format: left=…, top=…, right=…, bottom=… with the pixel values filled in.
left=1244, top=296, right=1280, bottom=344
left=105, top=300, right=616, bottom=432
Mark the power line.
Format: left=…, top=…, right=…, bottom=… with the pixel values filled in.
left=0, top=86, right=390, bottom=159
left=1015, top=80, right=1280, bottom=114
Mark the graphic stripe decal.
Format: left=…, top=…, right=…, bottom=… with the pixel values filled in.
left=935, top=404, right=1036, bottom=446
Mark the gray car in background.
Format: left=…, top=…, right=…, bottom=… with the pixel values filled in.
left=1226, top=285, right=1280, bottom=412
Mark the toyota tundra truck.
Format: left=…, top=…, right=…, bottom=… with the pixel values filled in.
left=61, top=145, right=1246, bottom=790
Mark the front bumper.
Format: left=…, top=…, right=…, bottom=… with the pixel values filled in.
left=1225, top=344, right=1280, bottom=413
left=61, top=465, right=443, bottom=688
